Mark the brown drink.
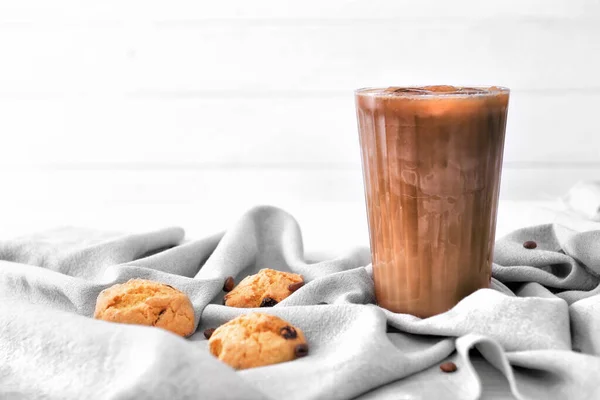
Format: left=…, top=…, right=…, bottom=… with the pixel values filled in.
left=355, top=86, right=509, bottom=318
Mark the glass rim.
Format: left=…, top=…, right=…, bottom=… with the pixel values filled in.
left=355, top=86, right=510, bottom=98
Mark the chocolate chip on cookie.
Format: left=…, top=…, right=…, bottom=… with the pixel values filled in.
left=294, top=344, right=309, bottom=358
left=280, top=326, right=297, bottom=339
left=260, top=297, right=278, bottom=307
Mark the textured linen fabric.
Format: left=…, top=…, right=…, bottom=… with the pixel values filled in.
left=1, top=205, right=599, bottom=400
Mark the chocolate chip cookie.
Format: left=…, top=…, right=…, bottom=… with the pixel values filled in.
left=94, top=279, right=195, bottom=337
left=224, top=268, right=304, bottom=308
left=207, top=312, right=308, bottom=369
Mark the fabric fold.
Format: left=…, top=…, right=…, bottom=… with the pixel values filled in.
left=1, top=205, right=599, bottom=399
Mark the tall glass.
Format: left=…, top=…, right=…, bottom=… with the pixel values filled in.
left=355, top=86, right=509, bottom=317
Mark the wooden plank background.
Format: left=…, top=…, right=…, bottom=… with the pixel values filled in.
left=0, top=0, right=598, bottom=242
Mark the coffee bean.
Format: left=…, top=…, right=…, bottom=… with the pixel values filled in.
left=523, top=241, right=537, bottom=249
left=260, top=297, right=278, bottom=307
left=223, top=276, right=235, bottom=292
left=440, top=362, right=457, bottom=373
left=288, top=281, right=304, bottom=293
left=280, top=326, right=297, bottom=339
left=295, top=344, right=309, bottom=358
left=203, top=328, right=216, bottom=340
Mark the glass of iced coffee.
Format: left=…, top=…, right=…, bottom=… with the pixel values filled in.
left=355, top=86, right=509, bottom=318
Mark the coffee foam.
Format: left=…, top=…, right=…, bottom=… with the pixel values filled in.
left=360, top=86, right=508, bottom=97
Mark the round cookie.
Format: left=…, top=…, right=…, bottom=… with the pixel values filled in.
left=208, top=313, right=308, bottom=370
left=224, top=268, right=304, bottom=308
left=94, top=279, right=195, bottom=337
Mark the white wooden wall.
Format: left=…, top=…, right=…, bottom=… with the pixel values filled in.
left=0, top=0, right=599, bottom=244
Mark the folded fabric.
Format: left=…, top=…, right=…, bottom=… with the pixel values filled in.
left=1, top=206, right=599, bottom=400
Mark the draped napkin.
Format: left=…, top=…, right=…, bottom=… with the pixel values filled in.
left=1, top=205, right=599, bottom=400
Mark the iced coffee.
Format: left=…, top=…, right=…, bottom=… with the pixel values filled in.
left=355, top=86, right=509, bottom=317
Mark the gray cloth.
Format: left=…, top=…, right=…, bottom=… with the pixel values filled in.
left=1, top=206, right=599, bottom=400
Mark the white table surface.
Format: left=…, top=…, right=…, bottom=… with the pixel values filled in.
left=0, top=199, right=567, bottom=245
